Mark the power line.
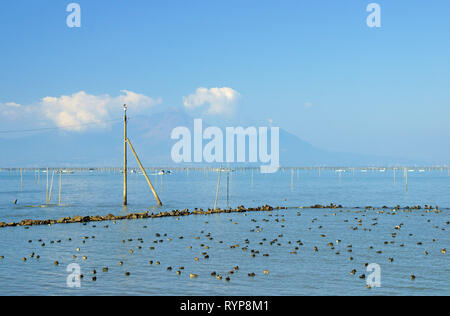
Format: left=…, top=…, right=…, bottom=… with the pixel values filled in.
left=0, top=118, right=123, bottom=134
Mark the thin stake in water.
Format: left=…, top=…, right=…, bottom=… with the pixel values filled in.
left=58, top=169, right=62, bottom=206
left=227, top=172, right=230, bottom=208
left=405, top=168, right=408, bottom=192
left=48, top=170, right=55, bottom=204
left=46, top=168, right=49, bottom=204
left=214, top=166, right=222, bottom=210
left=20, top=168, right=23, bottom=192
left=291, top=168, right=294, bottom=192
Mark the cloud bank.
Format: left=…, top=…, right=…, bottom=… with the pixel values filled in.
left=182, top=87, right=240, bottom=117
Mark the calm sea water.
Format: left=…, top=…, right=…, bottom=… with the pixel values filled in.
left=0, top=168, right=449, bottom=295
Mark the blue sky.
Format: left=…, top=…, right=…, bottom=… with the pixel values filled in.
left=1, top=0, right=450, bottom=163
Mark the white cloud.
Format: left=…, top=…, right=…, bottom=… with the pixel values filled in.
left=0, top=102, right=25, bottom=119
left=182, top=87, right=240, bottom=117
left=117, top=90, right=161, bottom=108
left=41, top=90, right=162, bottom=131
left=0, top=91, right=162, bottom=132
left=5, top=102, right=21, bottom=107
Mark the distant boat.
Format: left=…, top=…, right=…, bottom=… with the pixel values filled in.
left=62, top=169, right=74, bottom=174
left=213, top=168, right=234, bottom=172
left=361, top=170, right=367, bottom=173
left=151, top=169, right=172, bottom=175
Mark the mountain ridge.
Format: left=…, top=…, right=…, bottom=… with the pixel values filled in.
left=0, top=107, right=427, bottom=167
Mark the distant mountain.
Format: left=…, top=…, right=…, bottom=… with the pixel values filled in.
left=0, top=107, right=422, bottom=167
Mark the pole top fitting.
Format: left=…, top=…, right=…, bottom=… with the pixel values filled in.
left=123, top=104, right=127, bottom=112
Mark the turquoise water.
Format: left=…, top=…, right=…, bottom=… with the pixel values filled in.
left=0, top=168, right=449, bottom=295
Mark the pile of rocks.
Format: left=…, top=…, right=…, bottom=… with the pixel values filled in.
left=0, top=204, right=280, bottom=229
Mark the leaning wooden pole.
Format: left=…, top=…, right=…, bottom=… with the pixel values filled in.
left=126, top=138, right=162, bottom=206
left=123, top=104, right=128, bottom=206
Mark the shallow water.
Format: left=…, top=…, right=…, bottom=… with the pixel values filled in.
left=0, top=168, right=449, bottom=295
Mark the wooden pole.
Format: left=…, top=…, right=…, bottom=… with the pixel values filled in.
left=123, top=104, right=127, bottom=206
left=46, top=168, right=49, bottom=204
left=214, top=167, right=222, bottom=210
left=58, top=169, right=62, bottom=206
left=48, top=170, right=55, bottom=204
left=291, top=168, right=294, bottom=192
left=405, top=168, right=408, bottom=192
left=126, top=138, right=162, bottom=206
left=227, top=172, right=229, bottom=208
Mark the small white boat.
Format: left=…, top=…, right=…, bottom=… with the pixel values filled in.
left=213, top=168, right=234, bottom=173
left=151, top=169, right=172, bottom=176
